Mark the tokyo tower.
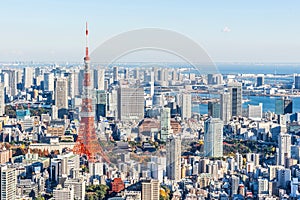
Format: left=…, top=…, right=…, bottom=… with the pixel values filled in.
left=73, top=23, right=110, bottom=163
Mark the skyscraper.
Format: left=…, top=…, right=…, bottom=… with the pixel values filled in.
left=208, top=102, right=221, bottom=118
left=231, top=175, right=240, bottom=197
left=94, top=69, right=105, bottom=90
left=166, top=136, right=181, bottom=181
left=95, top=90, right=107, bottom=120
left=117, top=87, right=144, bottom=121
left=181, top=93, right=191, bottom=119
left=204, top=118, right=223, bottom=158
left=2, top=70, right=17, bottom=97
left=284, top=98, right=293, bottom=114
left=44, top=73, right=55, bottom=92
left=228, top=82, right=242, bottom=117
left=248, top=103, right=263, bottom=120
left=113, top=66, right=118, bottom=83
left=64, top=178, right=86, bottom=200
left=256, top=76, right=264, bottom=87
left=275, top=97, right=293, bottom=115
left=160, top=107, right=171, bottom=142
left=278, top=133, right=291, bottom=166
left=55, top=77, right=68, bottom=115
left=0, top=166, right=16, bottom=200
left=141, top=179, right=159, bottom=200
left=294, top=74, right=300, bottom=89
left=67, top=71, right=75, bottom=99
left=23, top=67, right=33, bottom=89
left=220, top=92, right=232, bottom=124
left=0, top=83, right=4, bottom=116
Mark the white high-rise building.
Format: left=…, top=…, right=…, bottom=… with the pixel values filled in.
left=160, top=107, right=171, bottom=142
left=166, top=136, right=181, bottom=181
left=55, top=77, right=68, bottom=110
left=117, top=87, right=144, bottom=121
left=64, top=178, right=86, bottom=200
left=23, top=67, right=33, bottom=89
left=89, top=162, right=103, bottom=180
left=220, top=92, right=232, bottom=124
left=0, top=83, right=5, bottom=116
left=2, top=70, right=17, bottom=97
left=44, top=73, right=55, bottom=92
left=258, top=178, right=269, bottom=195
left=181, top=93, right=191, bottom=119
left=94, top=69, right=105, bottom=90
left=278, top=133, right=291, bottom=166
left=0, top=166, right=16, bottom=200
left=53, top=185, right=74, bottom=200
left=204, top=118, right=223, bottom=158
left=142, top=179, right=159, bottom=200
left=248, top=103, right=263, bottom=120
left=68, top=72, right=75, bottom=99
left=231, top=175, right=240, bottom=197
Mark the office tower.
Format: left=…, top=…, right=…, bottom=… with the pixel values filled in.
left=133, top=69, right=139, bottom=80
left=166, top=136, right=181, bottom=181
left=72, top=70, right=80, bottom=96
left=113, top=66, right=118, bottom=82
left=95, top=90, right=107, bottom=120
left=228, top=82, right=242, bottom=117
left=0, top=166, right=16, bottom=200
left=276, top=169, right=291, bottom=189
left=2, top=70, right=17, bottom=97
left=160, top=107, right=171, bottom=142
left=204, top=118, right=223, bottom=157
left=231, top=175, right=240, bottom=197
left=284, top=98, right=293, bottom=114
left=44, top=73, right=55, bottom=92
left=142, top=179, right=159, bottom=200
left=150, top=81, right=154, bottom=97
left=275, top=97, right=293, bottom=115
left=108, top=88, right=118, bottom=118
left=67, top=72, right=75, bottom=99
left=64, top=178, right=86, bottom=200
left=89, top=162, right=103, bottom=180
left=208, top=102, right=221, bottom=118
left=258, top=178, right=268, bottom=195
left=94, top=69, right=105, bottom=90
left=152, top=89, right=163, bottom=107
left=248, top=103, right=263, bottom=120
left=117, top=87, right=144, bottom=121
left=73, top=23, right=110, bottom=163
left=207, top=74, right=223, bottom=85
left=123, top=68, right=129, bottom=79
left=256, top=76, right=264, bottom=87
left=181, top=93, right=191, bottom=119
left=278, top=133, right=291, bottom=166
left=0, top=83, right=4, bottom=116
left=23, top=67, right=33, bottom=89
left=53, top=185, right=74, bottom=200
left=275, top=98, right=284, bottom=115
left=55, top=77, right=68, bottom=112
left=172, top=71, right=178, bottom=81
left=294, top=74, right=300, bottom=89
left=220, top=93, right=232, bottom=124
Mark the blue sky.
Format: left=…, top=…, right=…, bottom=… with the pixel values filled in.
left=0, top=0, right=299, bottom=62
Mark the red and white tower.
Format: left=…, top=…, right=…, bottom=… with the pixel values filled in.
left=73, top=23, right=110, bottom=163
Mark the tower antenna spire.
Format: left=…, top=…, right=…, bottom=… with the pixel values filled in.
left=85, top=22, right=89, bottom=60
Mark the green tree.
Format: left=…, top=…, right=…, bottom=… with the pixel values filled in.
left=86, top=184, right=109, bottom=200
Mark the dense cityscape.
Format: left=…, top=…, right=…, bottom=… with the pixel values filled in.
left=1, top=1, right=300, bottom=200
